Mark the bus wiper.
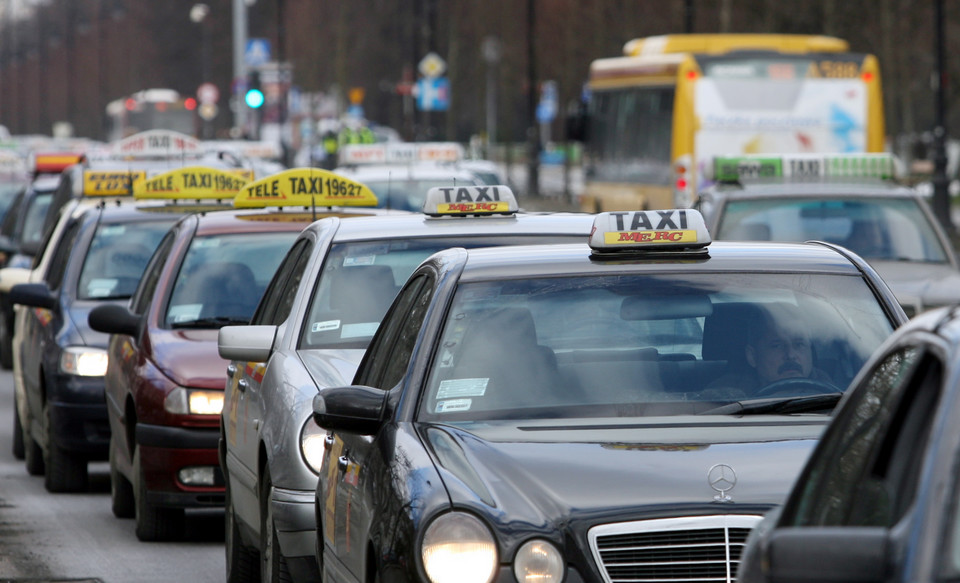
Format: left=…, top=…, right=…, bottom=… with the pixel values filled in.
left=698, top=393, right=843, bottom=416
left=170, top=316, right=249, bottom=329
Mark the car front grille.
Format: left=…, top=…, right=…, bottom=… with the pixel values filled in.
left=588, top=515, right=762, bottom=583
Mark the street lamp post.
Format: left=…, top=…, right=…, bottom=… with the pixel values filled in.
left=191, top=3, right=212, bottom=139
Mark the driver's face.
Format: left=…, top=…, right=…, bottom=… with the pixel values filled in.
left=746, top=320, right=813, bottom=386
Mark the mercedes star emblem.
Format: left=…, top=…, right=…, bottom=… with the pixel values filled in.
left=708, top=463, right=737, bottom=502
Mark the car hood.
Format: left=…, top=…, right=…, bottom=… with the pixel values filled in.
left=150, top=328, right=226, bottom=390
left=870, top=260, right=960, bottom=313
left=427, top=418, right=824, bottom=522
left=300, top=349, right=366, bottom=389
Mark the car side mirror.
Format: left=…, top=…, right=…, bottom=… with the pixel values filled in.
left=87, top=303, right=141, bottom=337
left=312, top=386, right=386, bottom=435
left=218, top=324, right=277, bottom=362
left=766, top=527, right=888, bottom=583
left=9, top=282, right=56, bottom=311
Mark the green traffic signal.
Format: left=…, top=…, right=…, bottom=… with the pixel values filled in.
left=245, top=88, right=265, bottom=109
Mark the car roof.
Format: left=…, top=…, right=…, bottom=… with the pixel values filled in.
left=702, top=179, right=918, bottom=200
left=451, top=240, right=870, bottom=282
left=314, top=211, right=596, bottom=242
left=333, top=164, right=479, bottom=180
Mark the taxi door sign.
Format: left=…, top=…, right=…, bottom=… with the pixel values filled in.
left=111, top=130, right=203, bottom=158
left=133, top=166, right=251, bottom=200
left=82, top=170, right=147, bottom=196
left=589, top=210, right=711, bottom=251
left=424, top=185, right=518, bottom=216
left=234, top=168, right=378, bottom=208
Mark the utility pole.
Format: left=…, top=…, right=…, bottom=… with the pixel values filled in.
left=932, top=0, right=954, bottom=236
left=232, top=0, right=248, bottom=135
left=526, top=0, right=539, bottom=196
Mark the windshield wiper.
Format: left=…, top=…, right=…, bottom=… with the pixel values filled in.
left=697, top=393, right=843, bottom=416
left=170, top=316, right=249, bottom=329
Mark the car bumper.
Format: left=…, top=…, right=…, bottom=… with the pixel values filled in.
left=136, top=423, right=224, bottom=508
left=273, top=485, right=320, bottom=576
left=48, top=400, right=109, bottom=457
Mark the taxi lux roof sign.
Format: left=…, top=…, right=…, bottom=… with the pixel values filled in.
left=82, top=170, right=147, bottom=196
left=133, top=166, right=251, bottom=200
left=111, top=130, right=203, bottom=158
left=234, top=168, right=378, bottom=208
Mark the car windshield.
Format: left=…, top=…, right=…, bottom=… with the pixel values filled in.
left=164, top=232, right=299, bottom=328
left=77, top=220, right=176, bottom=300
left=716, top=197, right=949, bottom=263
left=299, top=235, right=584, bottom=350
left=419, top=271, right=894, bottom=421
left=0, top=182, right=23, bottom=222
left=20, top=192, right=53, bottom=247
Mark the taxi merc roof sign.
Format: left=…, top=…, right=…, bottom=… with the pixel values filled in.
left=589, top=209, right=711, bottom=252
left=134, top=166, right=252, bottom=200
left=423, top=185, right=518, bottom=216
left=234, top=168, right=378, bottom=208
left=711, top=153, right=898, bottom=182
left=111, top=129, right=203, bottom=159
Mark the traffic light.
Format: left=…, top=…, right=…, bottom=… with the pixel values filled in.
left=244, top=71, right=264, bottom=109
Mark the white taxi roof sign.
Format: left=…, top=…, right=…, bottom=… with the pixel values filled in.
left=133, top=166, right=251, bottom=200
left=82, top=170, right=147, bottom=196
left=589, top=210, right=711, bottom=253
left=423, top=185, right=518, bottom=217
left=234, top=168, right=378, bottom=208
left=710, top=153, right=898, bottom=182
left=111, top=130, right=203, bottom=159
left=338, top=142, right=465, bottom=165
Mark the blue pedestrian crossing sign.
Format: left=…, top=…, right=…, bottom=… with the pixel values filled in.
left=245, top=39, right=271, bottom=68
left=415, top=77, right=450, bottom=112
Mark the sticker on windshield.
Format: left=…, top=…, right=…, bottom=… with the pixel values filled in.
left=86, top=278, right=118, bottom=298
left=99, top=225, right=127, bottom=236
left=169, top=303, right=202, bottom=322
left=312, top=320, right=341, bottom=333
left=437, top=378, right=488, bottom=399
left=341, top=322, right=379, bottom=338
left=343, top=256, right=376, bottom=266
left=436, top=399, right=472, bottom=413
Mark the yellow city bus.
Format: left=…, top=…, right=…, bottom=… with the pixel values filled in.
left=572, top=34, right=886, bottom=211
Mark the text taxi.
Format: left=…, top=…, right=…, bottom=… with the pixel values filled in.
left=309, top=209, right=906, bottom=583
left=86, top=168, right=389, bottom=542
left=216, top=185, right=595, bottom=582
left=9, top=165, right=244, bottom=494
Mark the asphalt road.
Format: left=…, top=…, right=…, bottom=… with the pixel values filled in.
left=0, top=368, right=226, bottom=583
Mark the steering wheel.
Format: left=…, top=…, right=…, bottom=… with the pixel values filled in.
left=754, top=377, right=842, bottom=398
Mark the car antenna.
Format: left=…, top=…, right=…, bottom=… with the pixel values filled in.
left=386, top=170, right=392, bottom=210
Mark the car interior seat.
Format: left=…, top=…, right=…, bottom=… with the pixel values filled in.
left=182, top=261, right=260, bottom=322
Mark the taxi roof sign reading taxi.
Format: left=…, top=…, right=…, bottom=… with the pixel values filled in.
left=589, top=210, right=711, bottom=255
left=234, top=168, right=378, bottom=208
left=711, top=153, right=898, bottom=183
left=338, top=142, right=464, bottom=166
left=133, top=166, right=251, bottom=200
left=423, top=185, right=518, bottom=217
left=82, top=170, right=147, bottom=196
left=111, top=129, right=203, bottom=159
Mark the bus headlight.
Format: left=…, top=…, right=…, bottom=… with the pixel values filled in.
left=514, top=539, right=564, bottom=583
left=164, top=388, right=224, bottom=415
left=60, top=347, right=108, bottom=376
left=421, top=512, right=497, bottom=583
left=300, top=418, right=327, bottom=474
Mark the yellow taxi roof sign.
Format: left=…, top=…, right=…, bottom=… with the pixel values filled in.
left=234, top=168, right=378, bottom=208
left=134, top=166, right=251, bottom=200
left=82, top=170, right=147, bottom=196
left=589, top=209, right=711, bottom=254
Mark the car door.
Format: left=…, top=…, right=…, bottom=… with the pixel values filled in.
left=328, top=272, right=435, bottom=579
left=224, top=237, right=313, bottom=526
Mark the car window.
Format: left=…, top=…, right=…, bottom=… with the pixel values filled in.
left=355, top=274, right=429, bottom=390
left=131, top=231, right=176, bottom=315
left=77, top=220, right=176, bottom=300
left=20, top=192, right=54, bottom=247
left=299, top=236, right=582, bottom=350
left=780, top=344, right=941, bottom=527
left=0, top=190, right=24, bottom=238
left=419, top=271, right=894, bottom=420
left=252, top=238, right=313, bottom=326
left=163, top=231, right=299, bottom=328
left=716, top=197, right=949, bottom=263
left=43, top=218, right=83, bottom=291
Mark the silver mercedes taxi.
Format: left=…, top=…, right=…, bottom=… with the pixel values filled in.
left=217, top=185, right=595, bottom=582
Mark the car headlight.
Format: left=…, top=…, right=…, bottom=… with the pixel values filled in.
left=300, top=418, right=327, bottom=474
left=164, top=387, right=224, bottom=415
left=60, top=346, right=108, bottom=376
left=421, top=512, right=497, bottom=583
left=514, top=539, right=564, bottom=583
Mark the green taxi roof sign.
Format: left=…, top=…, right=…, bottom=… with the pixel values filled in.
left=711, top=153, right=899, bottom=183
left=589, top=209, right=711, bottom=255
left=233, top=168, right=378, bottom=208
left=422, top=185, right=518, bottom=217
